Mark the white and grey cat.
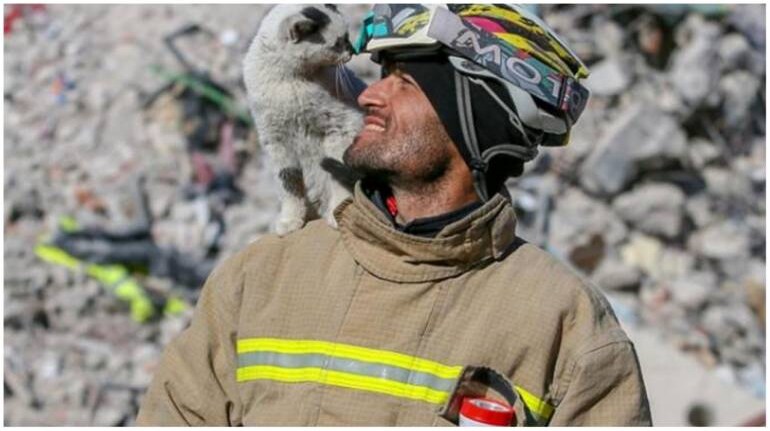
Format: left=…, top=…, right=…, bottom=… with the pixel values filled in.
left=244, top=4, right=366, bottom=236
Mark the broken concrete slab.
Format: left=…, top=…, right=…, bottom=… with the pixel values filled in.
left=579, top=103, right=687, bottom=196
left=612, top=182, right=686, bottom=239
left=668, top=14, right=722, bottom=109
left=584, top=57, right=630, bottom=97
left=687, top=219, right=751, bottom=261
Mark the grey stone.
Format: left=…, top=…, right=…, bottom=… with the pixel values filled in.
left=160, top=312, right=193, bottom=346
left=584, top=58, right=630, bottom=97
left=668, top=15, right=722, bottom=108
left=548, top=187, right=628, bottom=259
left=130, top=344, right=161, bottom=387
left=719, top=71, right=762, bottom=129
left=684, top=194, right=715, bottom=228
left=687, top=220, right=751, bottom=261
left=701, top=302, right=758, bottom=343
left=718, top=257, right=766, bottom=287
left=717, top=33, right=752, bottom=71
left=686, top=138, right=721, bottom=169
left=611, top=183, right=685, bottom=239
left=658, top=247, right=696, bottom=281
left=592, top=19, right=624, bottom=57
left=591, top=257, right=643, bottom=292
left=620, top=232, right=664, bottom=278
left=579, top=103, right=687, bottom=196
left=728, top=4, right=766, bottom=51
left=669, top=272, right=718, bottom=310
left=702, top=166, right=754, bottom=203
left=736, top=362, right=766, bottom=398
left=5, top=186, right=44, bottom=223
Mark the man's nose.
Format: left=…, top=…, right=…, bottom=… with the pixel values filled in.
left=357, top=78, right=387, bottom=110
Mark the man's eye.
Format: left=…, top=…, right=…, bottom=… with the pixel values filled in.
left=398, top=75, right=415, bottom=87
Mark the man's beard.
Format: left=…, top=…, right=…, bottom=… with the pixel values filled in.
left=343, top=116, right=452, bottom=190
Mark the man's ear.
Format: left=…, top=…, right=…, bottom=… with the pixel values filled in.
left=286, top=16, right=318, bottom=43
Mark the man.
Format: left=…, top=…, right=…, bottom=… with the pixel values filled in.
left=137, top=4, right=651, bottom=426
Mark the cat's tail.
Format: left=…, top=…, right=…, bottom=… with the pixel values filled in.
left=321, top=157, right=363, bottom=191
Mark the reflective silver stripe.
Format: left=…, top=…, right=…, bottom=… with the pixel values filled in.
left=238, top=351, right=457, bottom=392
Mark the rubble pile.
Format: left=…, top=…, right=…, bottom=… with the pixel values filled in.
left=4, top=4, right=374, bottom=425
left=510, top=4, right=765, bottom=398
left=3, top=4, right=765, bottom=426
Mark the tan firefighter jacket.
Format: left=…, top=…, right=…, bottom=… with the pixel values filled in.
left=136, top=183, right=651, bottom=426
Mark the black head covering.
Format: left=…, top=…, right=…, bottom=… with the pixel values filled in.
left=396, top=55, right=528, bottom=196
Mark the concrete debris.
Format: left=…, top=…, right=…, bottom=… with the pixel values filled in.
left=579, top=103, right=687, bottom=196
left=546, top=187, right=627, bottom=264
left=4, top=4, right=765, bottom=427
left=687, top=220, right=752, bottom=261
left=584, top=58, right=630, bottom=97
left=719, top=71, right=762, bottom=129
left=668, top=272, right=718, bottom=310
left=686, top=138, right=722, bottom=170
left=612, top=183, right=686, bottom=239
left=591, top=256, right=643, bottom=292
left=3, top=4, right=373, bottom=426
left=657, top=247, right=696, bottom=281
left=668, top=14, right=722, bottom=109
left=620, top=233, right=664, bottom=278
left=727, top=4, right=766, bottom=51
left=684, top=195, right=716, bottom=228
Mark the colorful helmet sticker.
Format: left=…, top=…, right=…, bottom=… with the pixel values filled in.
left=450, top=4, right=588, bottom=79
left=427, top=7, right=589, bottom=123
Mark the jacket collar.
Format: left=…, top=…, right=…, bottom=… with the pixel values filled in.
left=335, top=182, right=518, bottom=283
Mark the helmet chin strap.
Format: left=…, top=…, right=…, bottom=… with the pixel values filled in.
left=454, top=70, right=489, bottom=202
left=454, top=70, right=540, bottom=203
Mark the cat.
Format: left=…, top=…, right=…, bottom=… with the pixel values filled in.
left=243, top=4, right=366, bottom=236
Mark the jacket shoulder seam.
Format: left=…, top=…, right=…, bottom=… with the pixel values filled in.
left=553, top=338, right=633, bottom=406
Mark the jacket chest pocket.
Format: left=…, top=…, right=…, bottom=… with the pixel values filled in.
left=238, top=379, right=323, bottom=426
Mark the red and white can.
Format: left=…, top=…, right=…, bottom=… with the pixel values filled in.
left=459, top=397, right=515, bottom=427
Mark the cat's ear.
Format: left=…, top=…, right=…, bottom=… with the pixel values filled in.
left=287, top=17, right=318, bottom=43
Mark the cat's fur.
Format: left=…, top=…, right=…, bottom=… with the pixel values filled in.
left=244, top=4, right=366, bottom=235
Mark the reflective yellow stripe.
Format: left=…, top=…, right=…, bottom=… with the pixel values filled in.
left=86, top=264, right=126, bottom=286
left=236, top=365, right=450, bottom=404
left=237, top=338, right=463, bottom=379
left=57, top=215, right=79, bottom=233
left=114, top=279, right=155, bottom=323
left=163, top=296, right=188, bottom=316
left=35, top=242, right=157, bottom=323
left=516, top=385, right=554, bottom=423
left=34, top=244, right=80, bottom=269
left=238, top=338, right=554, bottom=420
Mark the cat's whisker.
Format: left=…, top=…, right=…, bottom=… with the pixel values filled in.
left=339, top=66, right=354, bottom=99
left=335, top=65, right=342, bottom=98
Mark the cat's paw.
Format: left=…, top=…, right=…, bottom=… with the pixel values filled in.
left=275, top=217, right=305, bottom=236
left=325, top=213, right=339, bottom=230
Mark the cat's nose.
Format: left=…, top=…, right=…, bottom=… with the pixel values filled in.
left=344, top=38, right=354, bottom=55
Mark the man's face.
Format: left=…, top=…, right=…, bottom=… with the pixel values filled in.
left=343, top=61, right=455, bottom=187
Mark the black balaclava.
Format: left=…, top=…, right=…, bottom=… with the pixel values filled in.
left=397, top=55, right=529, bottom=197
